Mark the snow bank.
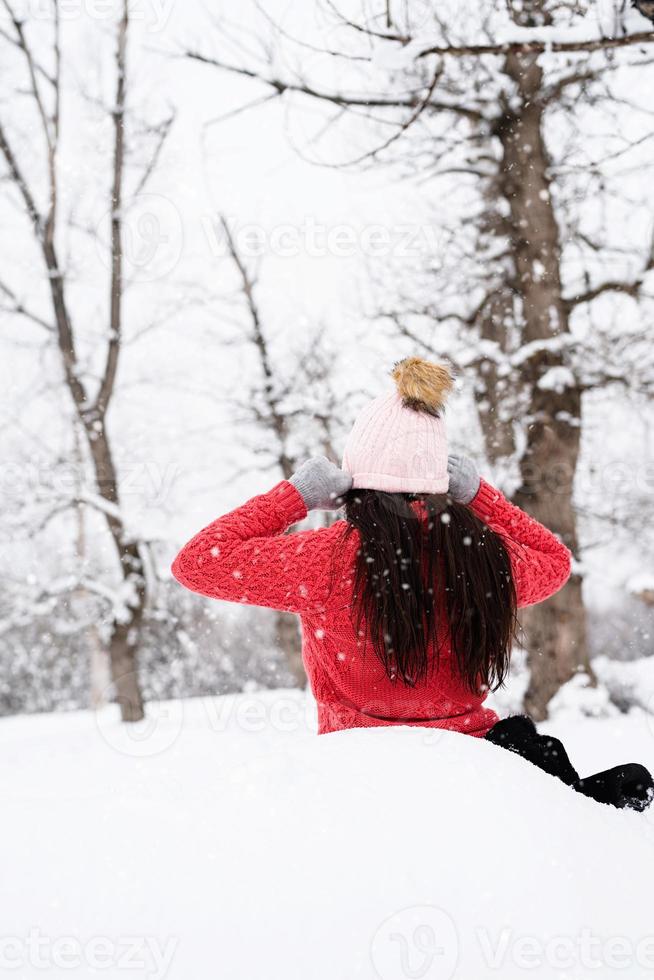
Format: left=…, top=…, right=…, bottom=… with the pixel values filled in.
left=2, top=691, right=654, bottom=979
left=593, top=654, right=654, bottom=715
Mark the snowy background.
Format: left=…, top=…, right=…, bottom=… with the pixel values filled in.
left=1, top=0, right=451, bottom=711
left=2, top=2, right=654, bottom=977
left=2, top=0, right=654, bottom=714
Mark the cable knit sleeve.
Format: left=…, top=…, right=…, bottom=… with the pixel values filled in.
left=171, top=481, right=336, bottom=614
left=469, top=479, right=572, bottom=608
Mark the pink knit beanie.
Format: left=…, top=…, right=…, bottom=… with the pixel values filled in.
left=342, top=358, right=454, bottom=494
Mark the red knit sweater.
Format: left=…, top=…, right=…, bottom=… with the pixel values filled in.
left=172, top=479, right=571, bottom=737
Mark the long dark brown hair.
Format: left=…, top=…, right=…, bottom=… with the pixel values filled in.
left=343, top=489, right=517, bottom=694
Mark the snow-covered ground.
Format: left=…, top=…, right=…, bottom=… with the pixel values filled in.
left=2, top=690, right=654, bottom=979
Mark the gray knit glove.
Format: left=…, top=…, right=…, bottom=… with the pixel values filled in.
left=289, top=456, right=353, bottom=511
left=447, top=454, right=481, bottom=504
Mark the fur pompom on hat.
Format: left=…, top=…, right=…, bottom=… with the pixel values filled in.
left=391, top=357, right=454, bottom=416
left=342, top=358, right=454, bottom=494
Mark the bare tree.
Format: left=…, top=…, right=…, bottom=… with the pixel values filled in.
left=0, top=1, right=174, bottom=720
left=70, top=422, right=112, bottom=708
left=217, top=215, right=343, bottom=686
left=185, top=0, right=654, bottom=717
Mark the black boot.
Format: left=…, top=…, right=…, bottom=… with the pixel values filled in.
left=485, top=715, right=579, bottom=786
left=484, top=714, right=537, bottom=745
left=574, top=763, right=654, bottom=812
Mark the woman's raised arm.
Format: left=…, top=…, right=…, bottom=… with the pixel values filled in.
left=171, top=480, right=340, bottom=615
left=468, top=478, right=572, bottom=609
left=448, top=452, right=571, bottom=608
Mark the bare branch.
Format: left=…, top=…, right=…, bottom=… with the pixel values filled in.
left=202, top=91, right=279, bottom=128
left=94, top=3, right=128, bottom=419
left=565, top=240, right=654, bottom=309
left=183, top=51, right=485, bottom=122
left=417, top=29, right=654, bottom=59
left=219, top=215, right=294, bottom=477
left=0, top=121, right=84, bottom=402
left=543, top=67, right=602, bottom=103
left=322, top=1, right=408, bottom=43
left=1, top=0, right=53, bottom=149
left=252, top=0, right=373, bottom=64
left=0, top=279, right=54, bottom=332
left=383, top=312, right=440, bottom=358
left=564, top=279, right=641, bottom=309
left=0, top=23, right=55, bottom=85
left=131, top=110, right=175, bottom=199
left=0, top=118, right=42, bottom=232
left=327, top=63, right=444, bottom=166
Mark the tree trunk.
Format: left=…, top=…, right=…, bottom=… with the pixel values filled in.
left=491, top=47, right=592, bottom=719
left=108, top=615, right=145, bottom=722
left=90, top=643, right=112, bottom=709
left=475, top=287, right=518, bottom=465
left=73, top=425, right=112, bottom=708
left=85, top=426, right=147, bottom=720
left=275, top=612, right=307, bottom=687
